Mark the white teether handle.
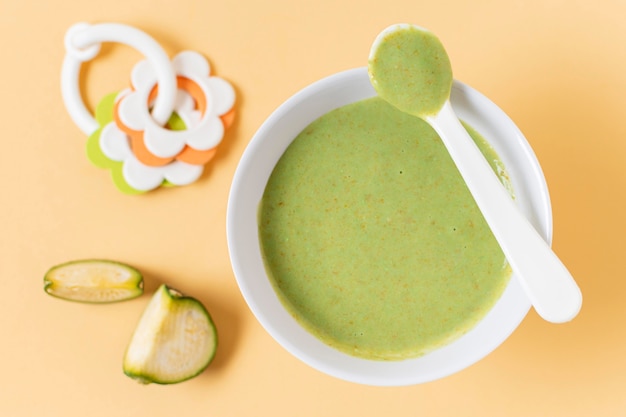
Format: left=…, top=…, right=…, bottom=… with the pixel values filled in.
left=61, top=22, right=177, bottom=135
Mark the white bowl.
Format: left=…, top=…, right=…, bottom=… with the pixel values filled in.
left=226, top=67, right=552, bottom=386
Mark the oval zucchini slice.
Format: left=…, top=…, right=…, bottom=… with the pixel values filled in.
left=44, top=259, right=143, bottom=303
left=123, top=284, right=217, bottom=384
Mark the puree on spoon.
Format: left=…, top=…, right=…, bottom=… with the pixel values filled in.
left=258, top=97, right=512, bottom=360
left=368, top=24, right=452, bottom=117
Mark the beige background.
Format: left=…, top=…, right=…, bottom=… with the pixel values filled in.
left=1, top=0, right=625, bottom=415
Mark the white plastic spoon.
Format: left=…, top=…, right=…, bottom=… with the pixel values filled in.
left=368, top=23, right=582, bottom=323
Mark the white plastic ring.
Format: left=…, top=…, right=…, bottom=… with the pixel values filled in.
left=61, top=22, right=177, bottom=135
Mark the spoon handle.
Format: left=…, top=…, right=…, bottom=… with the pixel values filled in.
left=428, top=101, right=582, bottom=323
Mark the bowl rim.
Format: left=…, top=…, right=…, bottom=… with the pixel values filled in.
left=227, top=67, right=552, bottom=386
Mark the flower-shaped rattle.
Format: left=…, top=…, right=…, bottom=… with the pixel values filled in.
left=61, top=23, right=235, bottom=194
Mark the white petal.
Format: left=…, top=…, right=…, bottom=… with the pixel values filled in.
left=115, top=88, right=132, bottom=103
left=123, top=156, right=165, bottom=191
left=186, top=115, right=224, bottom=150
left=117, top=93, right=147, bottom=131
left=163, top=161, right=204, bottom=185
left=172, top=51, right=210, bottom=79
left=143, top=123, right=186, bottom=158
left=100, top=123, right=131, bottom=161
left=206, top=77, right=235, bottom=115
left=131, top=59, right=157, bottom=91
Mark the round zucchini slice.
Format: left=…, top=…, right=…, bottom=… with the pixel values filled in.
left=44, top=259, right=143, bottom=303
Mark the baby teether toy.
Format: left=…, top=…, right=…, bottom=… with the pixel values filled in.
left=61, top=22, right=236, bottom=194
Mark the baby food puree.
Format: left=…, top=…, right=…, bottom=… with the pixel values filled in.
left=258, top=97, right=512, bottom=360
left=368, top=24, right=452, bottom=118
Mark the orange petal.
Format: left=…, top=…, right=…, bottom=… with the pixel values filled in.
left=175, top=147, right=219, bottom=165
left=221, top=108, right=236, bottom=129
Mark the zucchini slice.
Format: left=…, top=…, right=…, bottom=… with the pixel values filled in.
left=44, top=259, right=143, bottom=303
left=123, top=284, right=217, bottom=384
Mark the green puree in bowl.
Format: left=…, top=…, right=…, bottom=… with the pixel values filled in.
left=258, top=97, right=512, bottom=360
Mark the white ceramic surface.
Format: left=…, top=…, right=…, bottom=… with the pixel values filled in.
left=226, top=67, right=552, bottom=386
